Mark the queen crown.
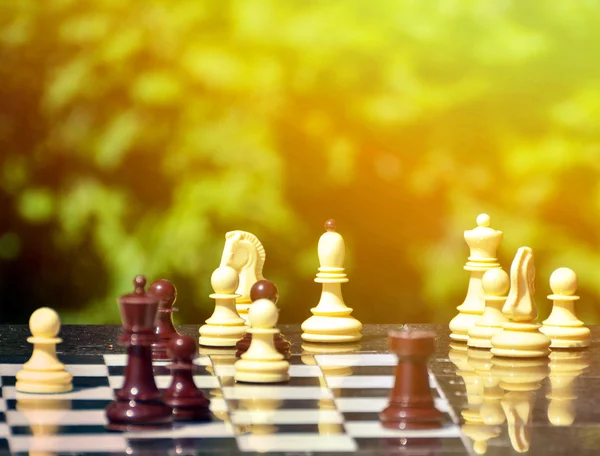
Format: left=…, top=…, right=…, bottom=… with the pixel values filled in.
left=464, top=214, right=503, bottom=261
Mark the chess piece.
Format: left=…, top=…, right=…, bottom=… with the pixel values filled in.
left=491, top=357, right=549, bottom=453
left=105, top=276, right=172, bottom=430
left=16, top=397, right=72, bottom=456
left=449, top=346, right=484, bottom=436
left=450, top=214, right=503, bottom=341
left=234, top=298, right=290, bottom=383
left=301, top=219, right=362, bottom=343
left=164, top=335, right=211, bottom=421
left=199, top=266, right=247, bottom=347
left=540, top=268, right=590, bottom=348
left=490, top=247, right=551, bottom=358
left=204, top=354, right=235, bottom=421
left=468, top=269, right=510, bottom=349
left=150, top=279, right=179, bottom=360
left=220, top=230, right=266, bottom=320
left=380, top=330, right=443, bottom=429
left=16, top=307, right=73, bottom=393
left=236, top=279, right=291, bottom=358
left=546, top=350, right=589, bottom=426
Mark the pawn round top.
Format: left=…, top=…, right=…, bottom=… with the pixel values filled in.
left=482, top=269, right=510, bottom=296
left=149, top=279, right=177, bottom=308
left=250, top=279, right=279, bottom=303
left=550, top=267, right=578, bottom=296
left=167, top=335, right=197, bottom=362
left=30, top=307, right=61, bottom=339
left=211, top=266, right=239, bottom=294
left=476, top=213, right=490, bottom=227
left=324, top=219, right=336, bottom=232
left=133, top=275, right=146, bottom=295
left=248, top=298, right=278, bottom=329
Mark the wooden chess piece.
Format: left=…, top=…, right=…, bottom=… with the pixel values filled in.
left=491, top=247, right=551, bottom=358
left=236, top=279, right=291, bottom=359
left=150, top=279, right=179, bottom=360
left=491, top=357, right=549, bottom=453
left=301, top=219, right=362, bottom=343
left=16, top=307, right=73, bottom=393
left=450, top=214, right=503, bottom=341
left=546, top=349, right=589, bottom=426
left=199, top=266, right=247, bottom=347
left=163, top=335, right=211, bottom=421
left=540, top=267, right=590, bottom=348
left=468, top=269, right=510, bottom=348
left=379, top=330, right=443, bottom=429
left=234, top=298, right=290, bottom=383
left=219, top=230, right=267, bottom=320
left=105, top=276, right=173, bottom=430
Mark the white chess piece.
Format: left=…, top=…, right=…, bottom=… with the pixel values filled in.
left=540, top=267, right=590, bottom=348
left=490, top=247, right=551, bottom=358
left=450, top=214, right=503, bottom=341
left=235, top=298, right=290, bottom=383
left=199, top=266, right=247, bottom=347
left=219, top=231, right=266, bottom=320
left=16, top=307, right=73, bottom=393
left=301, top=219, right=362, bottom=343
left=468, top=269, right=510, bottom=348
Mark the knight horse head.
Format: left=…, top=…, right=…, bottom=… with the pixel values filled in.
left=502, top=246, right=537, bottom=322
left=220, top=231, right=265, bottom=303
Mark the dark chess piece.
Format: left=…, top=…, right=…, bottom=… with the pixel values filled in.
left=105, top=276, right=173, bottom=431
left=164, top=335, right=211, bottom=421
left=149, top=279, right=179, bottom=360
left=236, top=279, right=291, bottom=359
left=379, top=329, right=444, bottom=430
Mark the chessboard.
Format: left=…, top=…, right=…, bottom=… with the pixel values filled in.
left=0, top=324, right=597, bottom=456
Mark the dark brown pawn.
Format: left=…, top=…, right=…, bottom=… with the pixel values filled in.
left=150, top=279, right=179, bottom=360
left=236, top=279, right=291, bottom=359
left=105, top=276, right=172, bottom=431
left=379, top=330, right=444, bottom=430
left=164, top=335, right=211, bottom=421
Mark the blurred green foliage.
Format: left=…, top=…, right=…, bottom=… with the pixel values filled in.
left=1, top=0, right=600, bottom=325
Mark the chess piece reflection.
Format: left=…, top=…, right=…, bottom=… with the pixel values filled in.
left=540, top=268, right=590, bottom=348
left=450, top=214, right=503, bottom=341
left=16, top=307, right=73, bottom=393
left=546, top=349, right=589, bottom=426
left=16, top=397, right=72, bottom=456
left=199, top=266, right=247, bottom=347
left=301, top=219, right=362, bottom=343
left=238, top=397, right=283, bottom=435
left=220, top=230, right=267, bottom=320
left=490, top=247, right=551, bottom=358
left=205, top=354, right=236, bottom=421
left=491, top=357, right=549, bottom=453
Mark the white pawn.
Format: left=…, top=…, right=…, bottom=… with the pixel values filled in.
left=540, top=268, right=590, bottom=348
left=468, top=269, right=510, bottom=349
left=16, top=308, right=72, bottom=393
left=199, top=266, right=247, bottom=347
left=301, top=219, right=362, bottom=343
left=235, top=298, right=290, bottom=383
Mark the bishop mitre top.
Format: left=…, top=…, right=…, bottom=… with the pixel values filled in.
left=464, top=214, right=503, bottom=270
left=316, top=219, right=348, bottom=283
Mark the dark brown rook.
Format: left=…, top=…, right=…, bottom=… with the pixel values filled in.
left=379, top=329, right=444, bottom=430
left=149, top=279, right=179, bottom=360
left=236, top=279, right=291, bottom=359
left=105, top=276, right=173, bottom=430
left=164, top=335, right=211, bottom=421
